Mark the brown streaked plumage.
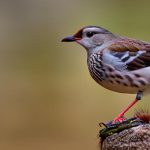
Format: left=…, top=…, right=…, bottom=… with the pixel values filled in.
left=62, top=26, right=150, bottom=124
left=107, top=39, right=150, bottom=71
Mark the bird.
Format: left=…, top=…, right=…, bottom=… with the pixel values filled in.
left=62, top=26, right=150, bottom=123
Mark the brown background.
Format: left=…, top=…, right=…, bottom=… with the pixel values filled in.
left=0, top=0, right=150, bottom=150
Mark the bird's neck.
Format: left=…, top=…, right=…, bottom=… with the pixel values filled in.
left=87, top=37, right=119, bottom=58
left=87, top=43, right=105, bottom=59
left=87, top=49, right=96, bottom=60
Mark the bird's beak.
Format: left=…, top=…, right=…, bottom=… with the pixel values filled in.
left=61, top=36, right=76, bottom=42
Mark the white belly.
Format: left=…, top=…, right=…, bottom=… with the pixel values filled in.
left=99, top=80, right=143, bottom=94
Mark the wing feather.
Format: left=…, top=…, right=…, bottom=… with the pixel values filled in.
left=105, top=38, right=150, bottom=71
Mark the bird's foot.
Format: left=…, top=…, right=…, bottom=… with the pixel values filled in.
left=112, top=115, right=127, bottom=124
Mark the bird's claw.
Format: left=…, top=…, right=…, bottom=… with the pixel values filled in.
left=112, top=116, right=127, bottom=124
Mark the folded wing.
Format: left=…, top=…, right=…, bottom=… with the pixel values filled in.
left=104, top=39, right=150, bottom=71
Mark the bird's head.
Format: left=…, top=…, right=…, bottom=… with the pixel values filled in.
left=62, top=26, right=117, bottom=51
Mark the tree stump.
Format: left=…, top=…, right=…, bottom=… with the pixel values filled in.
left=100, top=124, right=150, bottom=150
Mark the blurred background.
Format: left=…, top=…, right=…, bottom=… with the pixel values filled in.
left=0, top=0, right=150, bottom=149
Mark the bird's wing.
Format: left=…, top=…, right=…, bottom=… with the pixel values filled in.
left=102, top=38, right=150, bottom=71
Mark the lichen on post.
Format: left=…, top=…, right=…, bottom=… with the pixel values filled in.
left=99, top=110, right=150, bottom=150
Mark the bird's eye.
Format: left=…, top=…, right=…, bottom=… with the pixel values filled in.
left=86, top=32, right=97, bottom=38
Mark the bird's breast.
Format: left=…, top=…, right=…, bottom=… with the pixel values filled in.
left=87, top=53, right=149, bottom=94
left=88, top=53, right=107, bottom=82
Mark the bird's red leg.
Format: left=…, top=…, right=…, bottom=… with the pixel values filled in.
left=113, top=91, right=142, bottom=124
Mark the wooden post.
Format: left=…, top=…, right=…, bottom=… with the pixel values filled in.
left=101, top=124, right=150, bottom=150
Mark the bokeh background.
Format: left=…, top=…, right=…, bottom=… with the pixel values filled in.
left=0, top=0, right=150, bottom=150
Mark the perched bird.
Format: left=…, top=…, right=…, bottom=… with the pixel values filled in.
left=62, top=26, right=150, bottom=123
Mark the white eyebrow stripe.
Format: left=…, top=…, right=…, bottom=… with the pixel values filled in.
left=83, top=27, right=105, bottom=33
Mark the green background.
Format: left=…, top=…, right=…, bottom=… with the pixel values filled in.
left=0, top=0, right=150, bottom=149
